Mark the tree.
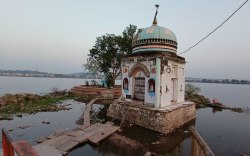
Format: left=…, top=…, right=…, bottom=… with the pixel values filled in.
left=84, top=24, right=137, bottom=87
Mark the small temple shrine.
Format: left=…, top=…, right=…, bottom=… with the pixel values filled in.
left=107, top=5, right=196, bottom=134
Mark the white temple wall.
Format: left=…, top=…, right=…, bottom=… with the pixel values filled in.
left=160, top=60, right=186, bottom=107
left=122, top=59, right=155, bottom=104
left=177, top=64, right=185, bottom=103
left=122, top=57, right=186, bottom=107
left=160, top=65, right=171, bottom=107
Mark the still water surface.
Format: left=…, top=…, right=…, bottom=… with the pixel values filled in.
left=0, top=76, right=250, bottom=155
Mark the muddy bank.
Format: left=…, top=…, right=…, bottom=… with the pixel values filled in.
left=0, top=89, right=115, bottom=120
left=0, top=91, right=83, bottom=119
left=185, top=93, right=243, bottom=113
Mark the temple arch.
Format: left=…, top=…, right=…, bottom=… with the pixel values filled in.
left=128, top=63, right=150, bottom=78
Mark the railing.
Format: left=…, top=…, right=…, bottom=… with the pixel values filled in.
left=189, top=126, right=215, bottom=156
left=2, top=128, right=39, bottom=156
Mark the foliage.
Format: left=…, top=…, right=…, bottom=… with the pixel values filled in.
left=50, top=87, right=67, bottom=96
left=91, top=79, right=98, bottom=86
left=0, top=94, right=72, bottom=115
left=185, top=84, right=201, bottom=97
left=85, top=80, right=89, bottom=86
left=84, top=24, right=138, bottom=87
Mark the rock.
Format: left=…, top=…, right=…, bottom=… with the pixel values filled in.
left=19, top=125, right=31, bottom=129
left=42, top=121, right=50, bottom=124
left=16, top=114, right=22, bottom=118
left=36, top=137, right=49, bottom=143
left=4, top=116, right=13, bottom=120
left=144, top=152, right=151, bottom=156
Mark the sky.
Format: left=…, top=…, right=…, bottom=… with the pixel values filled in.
left=0, top=0, right=249, bottom=79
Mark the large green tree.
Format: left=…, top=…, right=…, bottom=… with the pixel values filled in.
left=84, top=25, right=137, bottom=87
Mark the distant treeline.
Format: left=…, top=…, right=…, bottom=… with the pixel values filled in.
left=187, top=78, right=250, bottom=85
left=0, top=70, right=104, bottom=79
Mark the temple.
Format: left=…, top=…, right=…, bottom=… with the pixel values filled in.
left=107, top=5, right=196, bottom=134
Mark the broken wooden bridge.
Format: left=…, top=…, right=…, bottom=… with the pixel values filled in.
left=1, top=97, right=120, bottom=156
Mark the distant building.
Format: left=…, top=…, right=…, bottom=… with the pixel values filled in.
left=108, top=5, right=196, bottom=134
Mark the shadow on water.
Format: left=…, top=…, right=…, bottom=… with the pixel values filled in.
left=69, top=122, right=195, bottom=156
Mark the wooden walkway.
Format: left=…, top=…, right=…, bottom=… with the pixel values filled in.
left=80, top=97, right=99, bottom=129
left=0, top=97, right=119, bottom=156
left=35, top=122, right=119, bottom=155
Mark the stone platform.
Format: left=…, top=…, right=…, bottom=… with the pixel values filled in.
left=107, top=99, right=196, bottom=134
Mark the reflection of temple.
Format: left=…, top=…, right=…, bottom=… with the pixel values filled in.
left=90, top=122, right=195, bottom=156
left=107, top=5, right=196, bottom=134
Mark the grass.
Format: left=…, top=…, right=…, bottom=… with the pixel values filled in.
left=0, top=92, right=100, bottom=116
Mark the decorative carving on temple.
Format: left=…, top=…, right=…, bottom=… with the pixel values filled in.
left=129, top=63, right=150, bottom=78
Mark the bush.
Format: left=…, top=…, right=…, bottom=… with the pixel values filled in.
left=91, top=79, right=98, bottom=86
left=85, top=80, right=89, bottom=86
left=185, top=84, right=201, bottom=97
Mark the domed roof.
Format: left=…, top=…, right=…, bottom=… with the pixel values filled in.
left=132, top=24, right=178, bottom=54
left=138, top=25, right=177, bottom=42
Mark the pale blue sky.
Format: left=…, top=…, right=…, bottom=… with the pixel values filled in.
left=0, top=0, right=249, bottom=79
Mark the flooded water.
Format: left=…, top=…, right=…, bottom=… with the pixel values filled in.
left=0, top=77, right=250, bottom=155
left=0, top=76, right=91, bottom=95
left=189, top=82, right=250, bottom=108
left=0, top=76, right=121, bottom=96
left=196, top=108, right=250, bottom=156
left=0, top=100, right=86, bottom=148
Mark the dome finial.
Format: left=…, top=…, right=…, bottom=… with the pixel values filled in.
left=153, top=4, right=159, bottom=25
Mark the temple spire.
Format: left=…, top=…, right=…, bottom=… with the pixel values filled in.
left=153, top=4, right=159, bottom=25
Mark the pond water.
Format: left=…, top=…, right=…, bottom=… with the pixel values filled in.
left=0, top=76, right=121, bottom=96
left=0, top=100, right=86, bottom=148
left=0, top=77, right=250, bottom=155
left=189, top=82, right=250, bottom=108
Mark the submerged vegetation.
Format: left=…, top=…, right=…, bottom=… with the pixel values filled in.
left=0, top=88, right=98, bottom=120
left=185, top=84, right=243, bottom=113
left=185, top=84, right=210, bottom=107
left=0, top=84, right=245, bottom=120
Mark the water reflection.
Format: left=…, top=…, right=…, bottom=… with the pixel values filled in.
left=1, top=100, right=250, bottom=155
left=69, top=119, right=195, bottom=156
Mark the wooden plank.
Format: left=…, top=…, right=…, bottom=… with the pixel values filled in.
left=72, top=133, right=89, bottom=143
left=33, top=144, right=62, bottom=156
left=47, top=134, right=57, bottom=139
left=42, top=135, right=72, bottom=147
left=56, top=140, right=79, bottom=152
left=72, top=124, right=107, bottom=143
left=53, top=129, right=68, bottom=137
left=88, top=125, right=119, bottom=144
left=73, top=129, right=101, bottom=143
left=49, top=136, right=73, bottom=148
left=83, top=123, right=103, bottom=132
left=189, top=126, right=215, bottom=156
left=81, top=97, right=99, bottom=128
left=65, top=130, right=85, bottom=137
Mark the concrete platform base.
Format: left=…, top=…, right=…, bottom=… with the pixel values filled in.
left=107, top=99, right=196, bottom=134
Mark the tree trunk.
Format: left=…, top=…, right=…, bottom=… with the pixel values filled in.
left=112, top=77, right=116, bottom=88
